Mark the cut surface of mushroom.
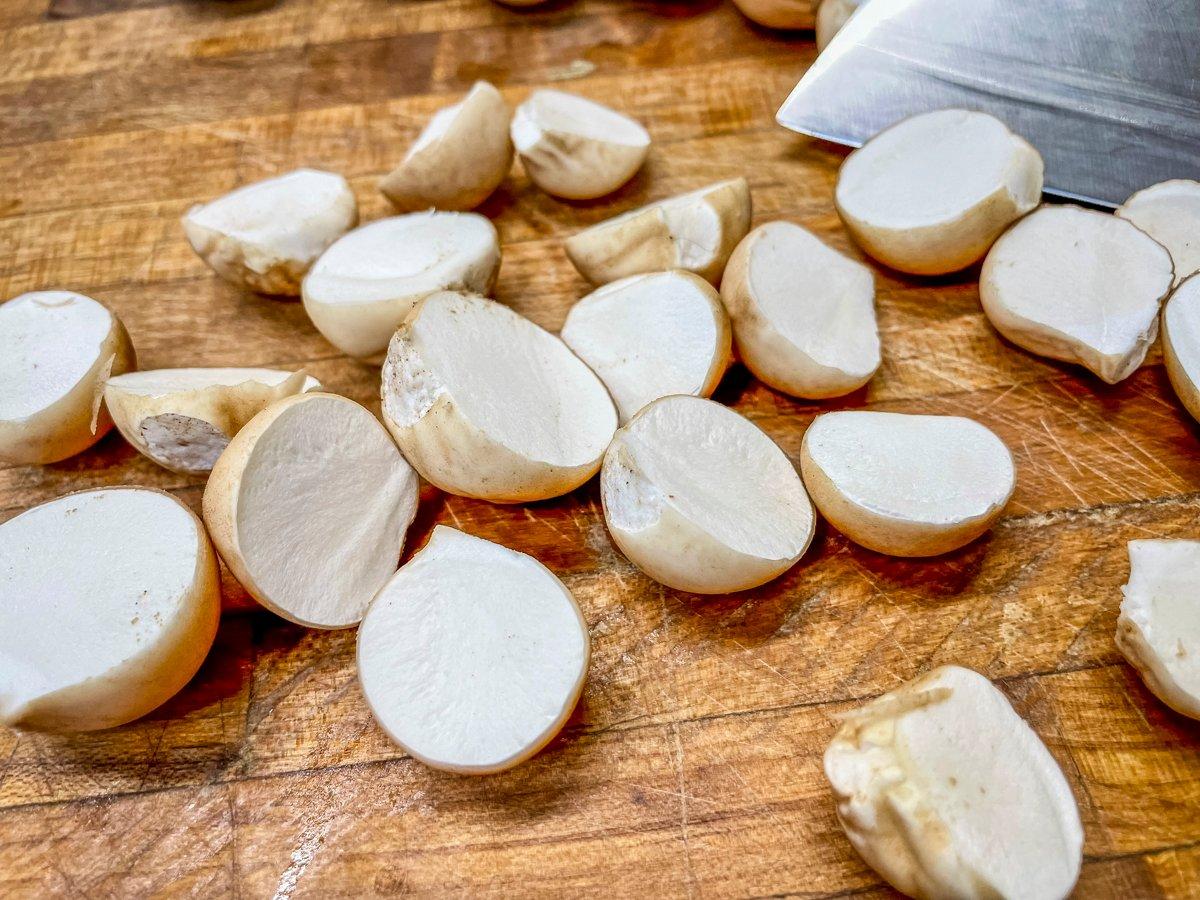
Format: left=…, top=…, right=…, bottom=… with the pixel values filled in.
left=380, top=81, right=513, bottom=212
left=0, top=291, right=135, bottom=466
left=203, top=392, right=418, bottom=629
left=602, top=395, right=814, bottom=594
left=1116, top=540, right=1200, bottom=721
left=835, top=109, right=1043, bottom=275
left=561, top=271, right=731, bottom=422
left=302, top=212, right=501, bottom=358
left=0, top=488, right=220, bottom=732
left=816, top=0, right=867, bottom=48
left=732, top=0, right=813, bottom=30
left=1117, top=179, right=1200, bottom=285
left=825, top=665, right=1083, bottom=900
left=104, top=368, right=321, bottom=475
left=1163, top=274, right=1200, bottom=423
left=182, top=169, right=357, bottom=296
left=382, top=291, right=617, bottom=502
left=357, top=526, right=589, bottom=774
left=565, top=178, right=752, bottom=285
left=981, top=205, right=1174, bottom=383
left=721, top=220, right=880, bottom=399
left=511, top=89, right=650, bottom=200
left=801, top=411, right=1015, bottom=557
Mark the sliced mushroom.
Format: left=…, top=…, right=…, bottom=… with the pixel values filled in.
left=980, top=205, right=1174, bottom=383
left=1163, top=273, right=1200, bottom=423
left=381, top=291, right=617, bottom=502
left=560, top=271, right=732, bottom=422
left=732, top=0, right=813, bottom=30
left=1117, top=179, right=1200, bottom=285
left=816, top=0, right=867, bottom=49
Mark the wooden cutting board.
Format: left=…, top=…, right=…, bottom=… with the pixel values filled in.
left=1, top=0, right=1198, bottom=896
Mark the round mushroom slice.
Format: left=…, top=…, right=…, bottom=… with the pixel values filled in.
left=1117, top=179, right=1200, bottom=285
left=357, top=526, right=589, bottom=774
left=302, top=212, right=501, bottom=358
left=1116, top=540, right=1200, bottom=721
left=0, top=488, right=220, bottom=732
left=511, top=89, right=650, bottom=200
left=731, top=0, right=812, bottom=30
left=721, top=221, right=880, bottom=399
left=565, top=178, right=752, bottom=285
left=801, top=411, right=1015, bottom=557
left=380, top=81, right=513, bottom=212
left=381, top=291, right=617, bottom=502
left=104, top=368, right=321, bottom=475
left=0, top=291, right=135, bottom=466
left=202, top=392, right=419, bottom=629
left=825, top=665, right=1083, bottom=900
left=182, top=169, right=357, bottom=296
left=816, top=0, right=868, bottom=49
left=980, top=205, right=1174, bottom=383
left=601, top=395, right=814, bottom=594
left=835, top=109, right=1043, bottom=275
left=560, top=271, right=732, bottom=422
left=1163, top=274, right=1200, bottom=423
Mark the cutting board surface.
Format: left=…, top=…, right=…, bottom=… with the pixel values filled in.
left=1, top=0, right=1199, bottom=897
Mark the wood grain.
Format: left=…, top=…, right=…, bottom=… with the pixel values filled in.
left=0, top=0, right=1197, bottom=897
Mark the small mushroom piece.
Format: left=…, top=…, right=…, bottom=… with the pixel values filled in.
left=381, top=291, right=617, bottom=502
left=980, top=205, right=1175, bottom=383
left=302, top=212, right=501, bottom=358
left=1116, top=539, right=1200, bottom=720
left=825, top=665, right=1084, bottom=900
left=357, top=526, right=589, bottom=774
left=816, top=0, right=867, bottom=48
left=601, top=395, right=815, bottom=594
left=801, top=411, right=1015, bottom=557
left=835, top=109, right=1043, bottom=275
left=0, top=291, right=135, bottom=466
left=1117, top=179, right=1200, bottom=285
left=560, top=271, right=732, bottom=422
left=1163, top=274, right=1200, bottom=423
left=182, top=169, right=358, bottom=296
left=565, top=178, right=752, bottom=285
left=731, top=0, right=813, bottom=30
left=380, top=81, right=513, bottom=212
left=721, top=220, right=880, bottom=399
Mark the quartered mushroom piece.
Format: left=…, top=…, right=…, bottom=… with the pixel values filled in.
left=1117, top=179, right=1200, bottom=285
left=1163, top=274, right=1200, bottom=423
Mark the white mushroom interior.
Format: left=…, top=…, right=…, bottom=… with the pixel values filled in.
left=407, top=101, right=463, bottom=158
left=1166, top=276, right=1200, bottom=392
left=511, top=89, right=650, bottom=151
left=1117, top=180, right=1200, bottom=284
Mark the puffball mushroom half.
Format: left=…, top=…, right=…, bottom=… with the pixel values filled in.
left=357, top=526, right=589, bottom=774
left=560, top=271, right=732, bottom=422
left=302, top=211, right=501, bottom=358
left=721, top=220, right=880, bottom=399
left=981, top=205, right=1174, bottom=383
left=1163, top=274, right=1200, bottom=423
left=203, top=392, right=419, bottom=629
left=731, top=0, right=813, bottom=30
left=826, top=665, right=1083, bottom=900
left=104, top=368, right=321, bottom=475
left=816, top=0, right=866, bottom=49
left=0, top=488, right=220, bottom=732
left=601, top=395, right=815, bottom=594
left=512, top=89, right=651, bottom=200
left=1116, top=540, right=1200, bottom=721
left=565, top=178, right=752, bottom=285
left=0, top=291, right=135, bottom=466
left=801, top=411, right=1015, bottom=557
left=1117, top=179, right=1200, bottom=285
left=380, top=81, right=513, bottom=212
left=835, top=109, right=1043, bottom=275
left=381, top=291, right=617, bottom=502
left=182, top=169, right=358, bottom=296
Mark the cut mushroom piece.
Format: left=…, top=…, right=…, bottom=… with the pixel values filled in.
left=0, top=488, right=220, bottom=732
left=302, top=212, right=501, bottom=358
left=182, top=169, right=358, bottom=296
left=0, top=291, right=135, bottom=466
left=1163, top=274, right=1200, bottom=423
left=731, top=0, right=813, bottom=30
left=561, top=271, right=732, bottom=422
left=512, top=89, right=650, bottom=200
left=380, top=81, right=513, bottom=212
left=835, top=109, right=1043, bottom=275
left=981, top=205, right=1174, bottom=383
left=601, top=395, right=814, bottom=594
left=358, top=526, right=589, bottom=774
left=1116, top=540, right=1200, bottom=721
left=382, top=291, right=617, bottom=502
left=1117, top=180, right=1200, bottom=285
left=826, top=665, right=1084, bottom=900
left=801, top=411, right=1015, bottom=557
left=816, top=0, right=867, bottom=48
left=565, top=178, right=752, bottom=285
left=104, top=368, right=321, bottom=475
left=203, top=393, right=419, bottom=629
left=721, top=220, right=880, bottom=399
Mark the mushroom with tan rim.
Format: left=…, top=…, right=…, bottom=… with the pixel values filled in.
left=1117, top=179, right=1200, bottom=285
left=1163, top=274, right=1200, bottom=423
